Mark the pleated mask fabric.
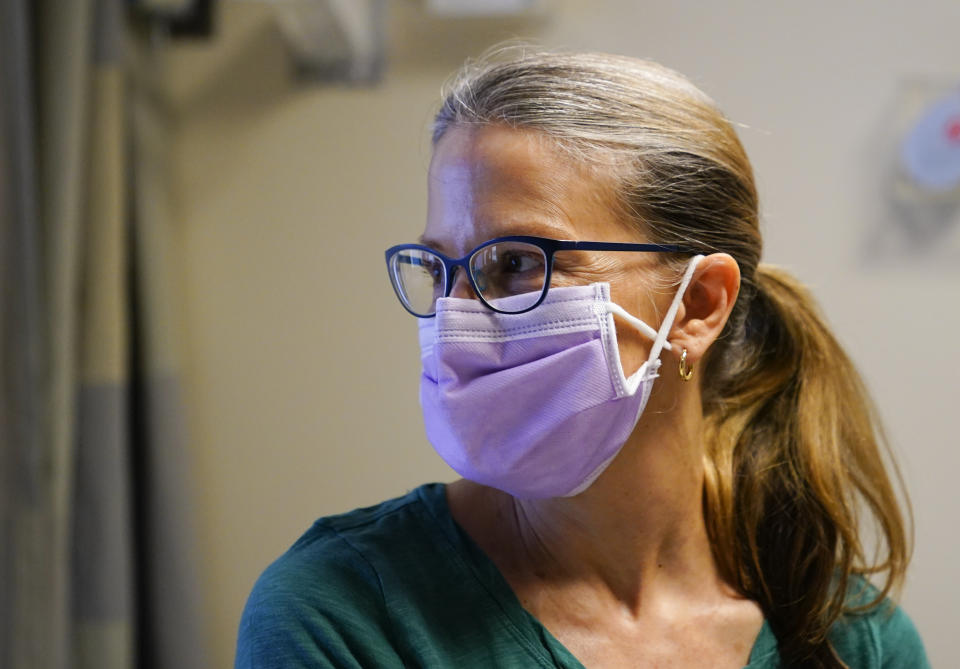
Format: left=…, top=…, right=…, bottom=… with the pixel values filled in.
left=418, top=256, right=702, bottom=499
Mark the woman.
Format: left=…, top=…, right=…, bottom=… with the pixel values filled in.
left=237, top=49, right=928, bottom=668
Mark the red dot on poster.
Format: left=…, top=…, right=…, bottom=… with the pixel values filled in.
left=947, top=118, right=960, bottom=142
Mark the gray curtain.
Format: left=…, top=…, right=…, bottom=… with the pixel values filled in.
left=0, top=1, right=208, bottom=667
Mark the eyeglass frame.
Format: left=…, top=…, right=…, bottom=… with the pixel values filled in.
left=385, top=235, right=695, bottom=318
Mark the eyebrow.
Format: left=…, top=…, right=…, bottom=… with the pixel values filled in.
left=417, top=220, right=575, bottom=254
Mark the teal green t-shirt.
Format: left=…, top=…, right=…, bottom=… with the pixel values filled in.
left=236, top=484, right=929, bottom=668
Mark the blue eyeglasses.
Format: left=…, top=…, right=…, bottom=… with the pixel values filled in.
left=385, top=235, right=691, bottom=317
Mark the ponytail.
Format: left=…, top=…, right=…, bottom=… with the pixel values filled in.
left=702, top=265, right=910, bottom=668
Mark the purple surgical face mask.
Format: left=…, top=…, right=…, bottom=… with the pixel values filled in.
left=418, top=255, right=704, bottom=499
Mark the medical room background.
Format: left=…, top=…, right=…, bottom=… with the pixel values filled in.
left=1, top=1, right=957, bottom=668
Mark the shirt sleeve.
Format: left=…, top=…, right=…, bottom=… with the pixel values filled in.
left=827, top=579, right=931, bottom=669
left=876, top=603, right=931, bottom=669
left=235, top=524, right=406, bottom=669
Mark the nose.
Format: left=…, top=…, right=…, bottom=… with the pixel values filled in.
left=448, top=267, right=477, bottom=300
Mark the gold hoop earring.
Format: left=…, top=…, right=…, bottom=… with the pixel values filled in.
left=678, top=348, right=694, bottom=381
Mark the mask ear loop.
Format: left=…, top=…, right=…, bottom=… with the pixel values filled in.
left=614, top=255, right=704, bottom=396
left=647, top=255, right=705, bottom=367
left=605, top=302, right=661, bottom=343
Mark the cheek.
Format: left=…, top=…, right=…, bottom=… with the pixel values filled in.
left=609, top=275, right=671, bottom=377
left=613, top=317, right=651, bottom=377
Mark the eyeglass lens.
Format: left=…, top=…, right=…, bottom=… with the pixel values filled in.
left=469, top=241, right=546, bottom=311
left=390, top=249, right=446, bottom=316
left=389, top=240, right=548, bottom=315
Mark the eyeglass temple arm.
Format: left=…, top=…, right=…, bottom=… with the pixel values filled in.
left=556, top=241, right=690, bottom=253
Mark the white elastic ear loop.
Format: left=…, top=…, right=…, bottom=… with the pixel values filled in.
left=605, top=302, right=661, bottom=344
left=647, top=254, right=704, bottom=365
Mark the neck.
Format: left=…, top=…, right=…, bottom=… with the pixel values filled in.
left=449, top=377, right=723, bottom=614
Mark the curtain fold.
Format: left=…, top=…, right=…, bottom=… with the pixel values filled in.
left=0, top=1, right=208, bottom=666
left=130, top=58, right=210, bottom=669
left=1, top=0, right=48, bottom=666
left=72, top=0, right=135, bottom=665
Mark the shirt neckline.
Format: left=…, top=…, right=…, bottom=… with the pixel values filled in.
left=415, top=482, right=778, bottom=669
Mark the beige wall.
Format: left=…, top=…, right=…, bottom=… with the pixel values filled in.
left=152, top=2, right=959, bottom=666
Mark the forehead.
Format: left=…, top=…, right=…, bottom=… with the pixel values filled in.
left=424, top=125, right=628, bottom=254
left=430, top=124, right=568, bottom=190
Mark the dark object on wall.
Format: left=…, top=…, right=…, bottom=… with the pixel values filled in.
left=129, top=0, right=215, bottom=39
left=273, top=0, right=386, bottom=84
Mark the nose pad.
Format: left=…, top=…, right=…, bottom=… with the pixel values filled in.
left=448, top=267, right=478, bottom=300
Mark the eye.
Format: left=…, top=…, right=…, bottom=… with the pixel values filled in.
left=500, top=251, right=542, bottom=273
left=426, top=258, right=444, bottom=282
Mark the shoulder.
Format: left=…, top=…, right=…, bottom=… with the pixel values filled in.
left=236, top=485, right=446, bottom=669
left=829, top=580, right=930, bottom=669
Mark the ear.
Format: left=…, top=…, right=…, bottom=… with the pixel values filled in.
left=668, top=253, right=740, bottom=363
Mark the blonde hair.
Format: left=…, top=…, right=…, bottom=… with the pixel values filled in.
left=434, top=47, right=910, bottom=668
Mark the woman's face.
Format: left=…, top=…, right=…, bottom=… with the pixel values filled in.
left=423, top=124, right=676, bottom=376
